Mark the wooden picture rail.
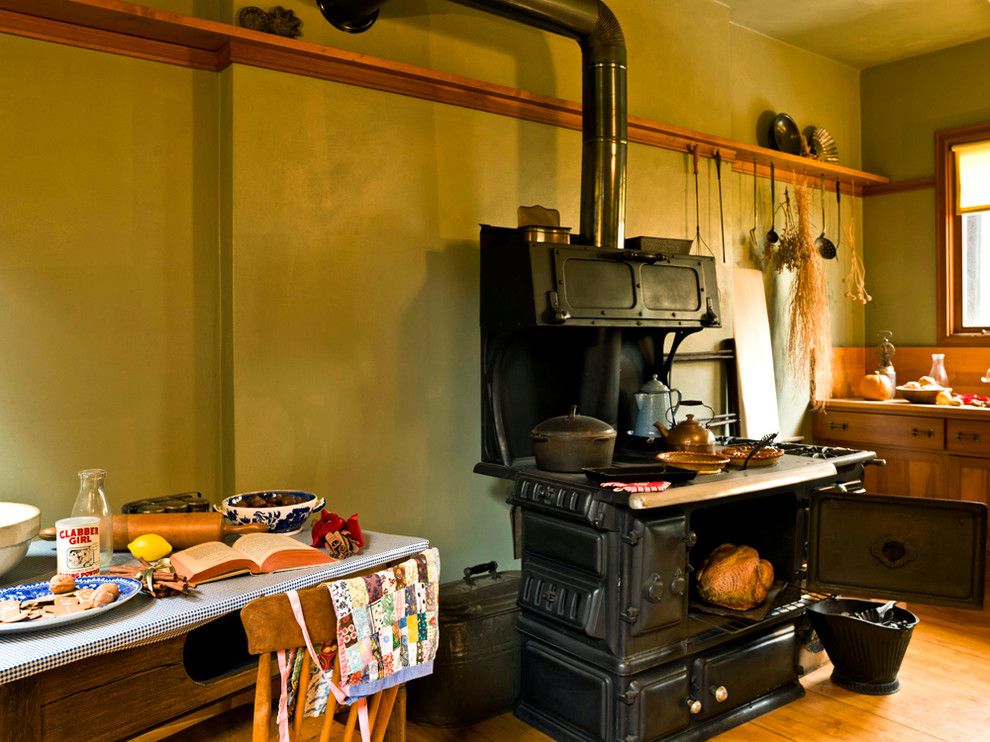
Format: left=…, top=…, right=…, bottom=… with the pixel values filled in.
left=0, top=0, right=890, bottom=194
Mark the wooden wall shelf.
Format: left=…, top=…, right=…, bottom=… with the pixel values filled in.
left=0, top=0, right=889, bottom=194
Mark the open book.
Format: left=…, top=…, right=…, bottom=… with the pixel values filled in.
left=170, top=533, right=335, bottom=585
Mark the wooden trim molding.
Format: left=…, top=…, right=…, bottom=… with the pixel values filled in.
left=861, top=176, right=935, bottom=198
left=0, top=0, right=889, bottom=192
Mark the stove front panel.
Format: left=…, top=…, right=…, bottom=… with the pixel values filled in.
left=518, top=507, right=690, bottom=659
left=519, top=637, right=692, bottom=742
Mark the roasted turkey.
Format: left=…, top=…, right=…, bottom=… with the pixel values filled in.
left=696, top=544, right=774, bottom=610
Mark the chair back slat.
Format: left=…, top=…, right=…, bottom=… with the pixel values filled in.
left=241, top=583, right=337, bottom=654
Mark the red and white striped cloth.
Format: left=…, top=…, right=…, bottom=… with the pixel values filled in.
left=599, top=481, right=672, bottom=493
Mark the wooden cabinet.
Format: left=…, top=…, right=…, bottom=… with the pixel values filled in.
left=861, top=445, right=949, bottom=499
left=814, top=401, right=990, bottom=571
left=949, top=455, right=990, bottom=506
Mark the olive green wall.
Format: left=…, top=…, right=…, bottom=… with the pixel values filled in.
left=0, top=34, right=221, bottom=524
left=861, top=37, right=990, bottom=345
left=0, top=0, right=863, bottom=572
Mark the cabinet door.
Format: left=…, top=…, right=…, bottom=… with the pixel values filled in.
left=862, top=445, right=948, bottom=499
left=948, top=455, right=990, bottom=570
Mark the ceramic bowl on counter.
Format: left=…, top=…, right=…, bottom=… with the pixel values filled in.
left=896, top=386, right=950, bottom=404
left=0, top=502, right=41, bottom=579
left=219, top=490, right=325, bottom=535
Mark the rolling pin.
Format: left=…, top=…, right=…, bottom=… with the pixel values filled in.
left=39, top=513, right=268, bottom=550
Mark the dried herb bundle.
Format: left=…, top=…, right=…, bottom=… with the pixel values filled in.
left=786, top=179, right=832, bottom=407
left=842, top=207, right=871, bottom=304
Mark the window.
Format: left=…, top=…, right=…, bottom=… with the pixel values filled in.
left=936, top=123, right=990, bottom=343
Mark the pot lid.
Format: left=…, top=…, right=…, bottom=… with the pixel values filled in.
left=531, top=405, right=617, bottom=439
left=639, top=374, right=670, bottom=394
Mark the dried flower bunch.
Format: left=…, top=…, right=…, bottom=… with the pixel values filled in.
left=787, top=178, right=832, bottom=406
left=762, top=175, right=833, bottom=406
left=842, top=207, right=871, bottom=304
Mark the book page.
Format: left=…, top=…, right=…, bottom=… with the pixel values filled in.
left=170, top=540, right=263, bottom=584
left=231, top=533, right=311, bottom=564
left=171, top=540, right=252, bottom=572
left=232, top=533, right=333, bottom=572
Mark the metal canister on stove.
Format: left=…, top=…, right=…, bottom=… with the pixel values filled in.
left=55, top=516, right=102, bottom=577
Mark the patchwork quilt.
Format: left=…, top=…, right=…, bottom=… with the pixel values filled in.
left=284, top=547, right=440, bottom=717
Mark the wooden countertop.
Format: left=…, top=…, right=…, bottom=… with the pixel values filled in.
left=822, top=398, right=990, bottom=421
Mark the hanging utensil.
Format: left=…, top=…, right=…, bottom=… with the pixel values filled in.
left=715, top=150, right=726, bottom=263
left=766, top=162, right=779, bottom=246
left=749, top=159, right=758, bottom=248
left=814, top=174, right=837, bottom=260
left=691, top=146, right=713, bottom=257
left=835, top=181, right=841, bottom=254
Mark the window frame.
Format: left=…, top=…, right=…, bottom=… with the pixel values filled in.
left=935, top=122, right=990, bottom=345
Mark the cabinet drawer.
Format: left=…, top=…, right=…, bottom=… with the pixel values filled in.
left=814, top=412, right=944, bottom=450
left=947, top=420, right=990, bottom=455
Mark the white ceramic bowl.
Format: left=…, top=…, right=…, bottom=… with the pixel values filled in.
left=0, top=502, right=41, bottom=579
left=220, top=490, right=325, bottom=535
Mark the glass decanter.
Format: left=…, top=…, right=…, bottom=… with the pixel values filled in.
left=929, top=353, right=949, bottom=388
left=71, top=468, right=113, bottom=569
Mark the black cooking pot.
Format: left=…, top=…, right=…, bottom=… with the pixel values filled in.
left=530, top=405, right=616, bottom=472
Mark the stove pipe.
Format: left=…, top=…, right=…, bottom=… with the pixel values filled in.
left=316, top=0, right=628, bottom=250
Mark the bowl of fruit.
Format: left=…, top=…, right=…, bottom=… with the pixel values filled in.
left=220, top=490, right=325, bottom=535
left=895, top=376, right=953, bottom=404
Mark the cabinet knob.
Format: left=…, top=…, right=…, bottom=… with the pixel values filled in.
left=911, top=428, right=934, bottom=438
left=828, top=421, right=849, bottom=431
left=686, top=698, right=702, bottom=715
left=711, top=685, right=729, bottom=703
left=956, top=431, right=980, bottom=441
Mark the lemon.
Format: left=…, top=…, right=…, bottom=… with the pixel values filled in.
left=128, top=533, right=173, bottom=561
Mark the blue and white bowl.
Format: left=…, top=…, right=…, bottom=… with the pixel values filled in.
left=220, top=490, right=325, bottom=535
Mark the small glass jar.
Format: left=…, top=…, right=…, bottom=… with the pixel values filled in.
left=929, top=353, right=949, bottom=388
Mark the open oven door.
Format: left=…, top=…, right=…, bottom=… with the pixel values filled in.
left=807, top=487, right=986, bottom=609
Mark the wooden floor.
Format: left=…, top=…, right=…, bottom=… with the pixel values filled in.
left=165, top=600, right=990, bottom=742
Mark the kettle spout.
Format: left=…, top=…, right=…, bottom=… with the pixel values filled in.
left=653, top=421, right=670, bottom=439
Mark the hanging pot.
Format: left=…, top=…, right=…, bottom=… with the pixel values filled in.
left=530, top=406, right=617, bottom=472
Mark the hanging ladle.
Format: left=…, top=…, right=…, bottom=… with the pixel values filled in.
left=834, top=181, right=841, bottom=254
left=766, top=162, right=779, bottom=246
left=815, top=174, right=837, bottom=260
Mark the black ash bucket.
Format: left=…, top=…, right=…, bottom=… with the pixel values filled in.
left=806, top=597, right=919, bottom=695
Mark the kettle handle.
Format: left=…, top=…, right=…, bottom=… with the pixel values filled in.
left=677, top=400, right=716, bottom=425
left=668, top=388, right=683, bottom=424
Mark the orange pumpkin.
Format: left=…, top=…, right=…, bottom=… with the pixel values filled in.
left=860, top=372, right=893, bottom=400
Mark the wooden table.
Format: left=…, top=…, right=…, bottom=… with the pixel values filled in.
left=0, top=531, right=428, bottom=742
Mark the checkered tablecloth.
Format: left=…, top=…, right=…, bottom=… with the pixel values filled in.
left=0, top=530, right=429, bottom=684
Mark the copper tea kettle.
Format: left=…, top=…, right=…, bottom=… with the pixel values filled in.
left=653, top=406, right=716, bottom=454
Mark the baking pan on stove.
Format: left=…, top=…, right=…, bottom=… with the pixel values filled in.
left=582, top=464, right=697, bottom=485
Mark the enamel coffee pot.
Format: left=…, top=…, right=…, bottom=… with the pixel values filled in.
left=633, top=375, right=681, bottom=438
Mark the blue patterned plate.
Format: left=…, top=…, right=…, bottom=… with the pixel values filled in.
left=0, top=575, right=143, bottom=634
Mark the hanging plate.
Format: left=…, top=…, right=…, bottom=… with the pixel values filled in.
left=807, top=489, right=986, bottom=609
left=768, top=113, right=802, bottom=155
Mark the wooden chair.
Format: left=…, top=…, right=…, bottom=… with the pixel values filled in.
left=240, top=583, right=401, bottom=742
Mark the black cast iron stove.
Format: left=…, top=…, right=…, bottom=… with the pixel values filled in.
left=474, top=228, right=985, bottom=742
